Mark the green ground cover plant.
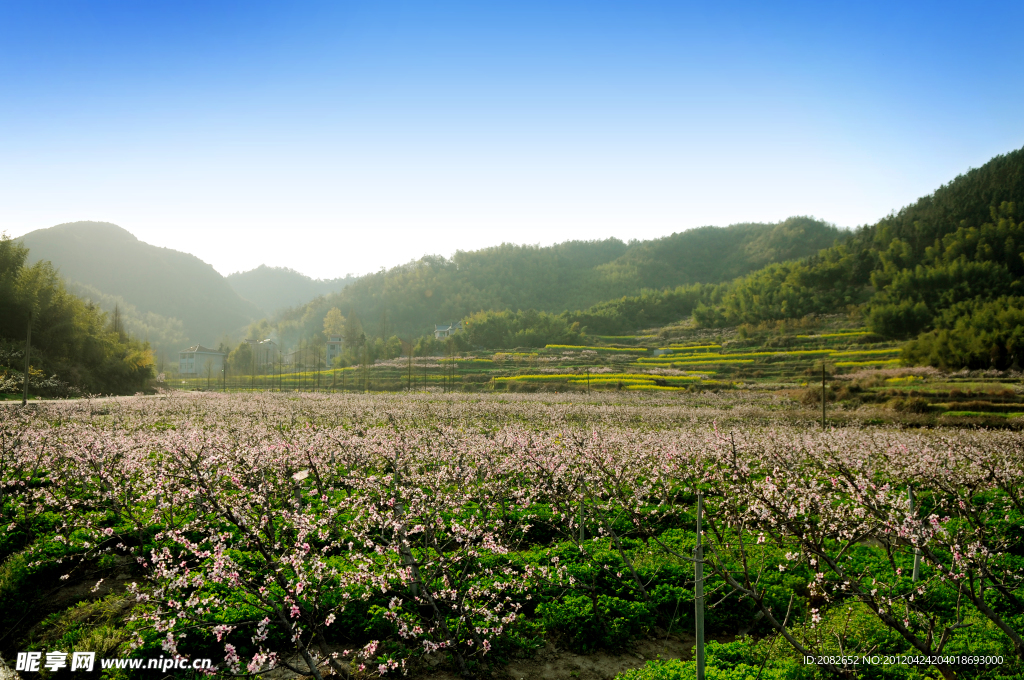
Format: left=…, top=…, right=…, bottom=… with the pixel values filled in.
left=1, top=392, right=1023, bottom=679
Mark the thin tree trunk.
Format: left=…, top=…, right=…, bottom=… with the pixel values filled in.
left=22, top=310, right=32, bottom=406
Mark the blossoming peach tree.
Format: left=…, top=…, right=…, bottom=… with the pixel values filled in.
left=1, top=392, right=1021, bottom=679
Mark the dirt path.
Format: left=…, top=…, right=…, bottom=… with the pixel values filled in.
left=0, top=393, right=168, bottom=407
left=497, top=637, right=694, bottom=680
left=259, top=636, right=696, bottom=680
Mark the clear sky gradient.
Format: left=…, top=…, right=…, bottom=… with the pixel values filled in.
left=3, top=1, right=1022, bottom=279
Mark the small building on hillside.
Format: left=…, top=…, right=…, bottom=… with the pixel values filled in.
left=434, top=321, right=463, bottom=340
left=253, top=339, right=278, bottom=369
left=179, top=345, right=225, bottom=376
left=325, top=336, right=343, bottom=365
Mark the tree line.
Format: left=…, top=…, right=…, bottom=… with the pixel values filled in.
left=472, top=148, right=1024, bottom=371
left=233, top=218, right=840, bottom=358
left=224, top=147, right=1024, bottom=372
left=0, top=234, right=154, bottom=396
left=686, top=146, right=1024, bottom=370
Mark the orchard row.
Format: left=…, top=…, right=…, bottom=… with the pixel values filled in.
left=1, top=392, right=1021, bottom=678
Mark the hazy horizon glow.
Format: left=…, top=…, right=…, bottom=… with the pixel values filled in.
left=2, top=1, right=1023, bottom=279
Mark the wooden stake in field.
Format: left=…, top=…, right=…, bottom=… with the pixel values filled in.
left=909, top=485, right=921, bottom=582
left=821, top=363, right=826, bottom=429
left=22, top=309, right=32, bottom=406
left=578, top=475, right=586, bottom=543
left=451, top=342, right=457, bottom=392
left=695, top=491, right=705, bottom=680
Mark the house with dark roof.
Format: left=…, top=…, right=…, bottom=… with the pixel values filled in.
left=178, top=345, right=225, bottom=376
left=434, top=321, right=464, bottom=339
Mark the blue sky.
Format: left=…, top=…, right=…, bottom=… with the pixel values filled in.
left=2, top=1, right=1022, bottom=278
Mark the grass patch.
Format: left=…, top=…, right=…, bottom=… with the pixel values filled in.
left=545, top=345, right=649, bottom=353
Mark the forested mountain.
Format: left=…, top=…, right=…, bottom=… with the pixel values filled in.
left=63, top=281, right=188, bottom=365
left=226, top=265, right=356, bottom=316
left=592, top=217, right=844, bottom=290
left=0, top=234, right=153, bottom=395
left=19, top=222, right=262, bottom=348
left=691, top=146, right=1024, bottom=369
left=269, top=217, right=843, bottom=341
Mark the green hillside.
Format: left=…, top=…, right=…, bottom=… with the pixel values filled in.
left=270, top=217, right=843, bottom=341
left=0, top=234, right=153, bottom=396
left=226, top=265, right=356, bottom=316
left=594, top=216, right=845, bottom=290
left=691, top=146, right=1024, bottom=370
left=19, top=222, right=263, bottom=348
left=63, top=280, right=188, bottom=364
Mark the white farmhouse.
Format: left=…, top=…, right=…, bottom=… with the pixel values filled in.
left=325, top=336, right=343, bottom=365
left=179, top=345, right=225, bottom=376
left=253, top=339, right=279, bottom=370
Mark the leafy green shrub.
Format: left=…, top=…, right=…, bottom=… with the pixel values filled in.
left=868, top=300, right=932, bottom=340
left=903, top=295, right=1024, bottom=370
left=744, top=601, right=1024, bottom=680
left=26, top=594, right=132, bottom=657
left=615, top=641, right=812, bottom=680
left=887, top=396, right=930, bottom=413
left=800, top=386, right=837, bottom=405
left=0, top=551, right=33, bottom=632
left=538, top=593, right=654, bottom=651
left=0, top=548, right=73, bottom=637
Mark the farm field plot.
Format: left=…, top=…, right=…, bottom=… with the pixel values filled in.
left=1, top=392, right=1022, bottom=679
left=149, top=318, right=1024, bottom=431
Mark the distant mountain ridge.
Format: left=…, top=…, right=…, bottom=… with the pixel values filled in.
left=226, top=265, right=357, bottom=316
left=268, top=216, right=846, bottom=340
left=17, top=215, right=847, bottom=357
left=19, top=221, right=262, bottom=351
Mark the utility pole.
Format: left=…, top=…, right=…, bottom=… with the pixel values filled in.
left=695, top=491, right=706, bottom=680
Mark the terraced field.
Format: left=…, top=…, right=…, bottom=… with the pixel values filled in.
left=173, top=322, right=1024, bottom=427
